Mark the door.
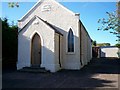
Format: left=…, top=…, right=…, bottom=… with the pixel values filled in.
left=31, top=33, right=41, bottom=67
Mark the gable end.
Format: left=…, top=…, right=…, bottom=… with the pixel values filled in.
left=18, top=15, right=63, bottom=36
left=18, top=0, right=75, bottom=22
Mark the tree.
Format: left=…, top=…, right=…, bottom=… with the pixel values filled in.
left=2, top=17, right=18, bottom=70
left=115, top=43, right=120, bottom=48
left=92, top=40, right=97, bottom=47
left=2, top=18, right=10, bottom=30
left=98, top=1, right=120, bottom=42
left=97, top=43, right=110, bottom=47
left=8, top=2, right=19, bottom=8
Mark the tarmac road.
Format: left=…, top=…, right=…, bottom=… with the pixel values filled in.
left=2, top=58, right=120, bottom=89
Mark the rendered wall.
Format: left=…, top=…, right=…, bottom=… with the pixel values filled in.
left=100, top=47, right=119, bottom=58
left=18, top=0, right=81, bottom=70
left=17, top=17, right=57, bottom=72
left=18, top=0, right=92, bottom=71
left=54, top=33, right=61, bottom=71
left=80, top=23, right=92, bottom=67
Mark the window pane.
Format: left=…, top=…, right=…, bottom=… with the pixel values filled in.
left=68, top=29, right=74, bottom=52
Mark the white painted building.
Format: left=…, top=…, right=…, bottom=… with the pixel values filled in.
left=17, top=0, right=92, bottom=72
left=100, top=46, right=119, bottom=58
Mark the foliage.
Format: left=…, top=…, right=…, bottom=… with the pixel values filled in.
left=2, top=17, right=18, bottom=59
left=8, top=2, right=19, bottom=8
left=98, top=2, right=120, bottom=42
left=2, top=18, right=10, bottom=30
left=98, top=11, right=120, bottom=41
left=2, top=17, right=18, bottom=69
left=92, top=40, right=97, bottom=47
left=97, top=43, right=110, bottom=47
left=115, top=43, right=120, bottom=48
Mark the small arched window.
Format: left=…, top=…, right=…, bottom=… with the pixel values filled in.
left=68, top=28, right=74, bottom=52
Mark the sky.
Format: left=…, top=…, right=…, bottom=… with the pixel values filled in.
left=1, top=1, right=118, bottom=45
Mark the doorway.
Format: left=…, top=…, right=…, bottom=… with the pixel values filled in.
left=31, top=33, right=41, bottom=67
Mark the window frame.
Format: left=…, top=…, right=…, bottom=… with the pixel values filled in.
left=66, top=27, right=75, bottom=54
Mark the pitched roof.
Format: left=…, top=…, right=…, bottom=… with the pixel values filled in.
left=18, top=15, right=63, bottom=36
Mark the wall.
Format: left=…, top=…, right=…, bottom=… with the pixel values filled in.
left=17, top=17, right=56, bottom=72
left=18, top=0, right=92, bottom=70
left=100, top=46, right=119, bottom=58
left=80, top=23, right=92, bottom=67
left=18, top=0, right=81, bottom=70
left=54, top=33, right=60, bottom=71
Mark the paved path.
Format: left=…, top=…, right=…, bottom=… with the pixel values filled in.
left=2, top=58, right=120, bottom=89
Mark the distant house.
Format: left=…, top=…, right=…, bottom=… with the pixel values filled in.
left=100, top=46, right=119, bottom=58
left=17, top=0, right=92, bottom=72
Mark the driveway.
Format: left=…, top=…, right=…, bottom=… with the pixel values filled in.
left=2, top=58, right=120, bottom=89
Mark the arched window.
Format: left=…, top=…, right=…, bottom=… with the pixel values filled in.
left=68, top=28, right=74, bottom=52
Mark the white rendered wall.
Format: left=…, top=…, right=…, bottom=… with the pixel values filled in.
left=17, top=17, right=57, bottom=72
left=54, top=33, right=61, bottom=71
left=100, top=47, right=119, bottom=58
left=18, top=0, right=81, bottom=70
left=18, top=0, right=92, bottom=71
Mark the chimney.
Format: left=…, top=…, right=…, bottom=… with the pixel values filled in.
left=75, top=13, right=80, bottom=19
